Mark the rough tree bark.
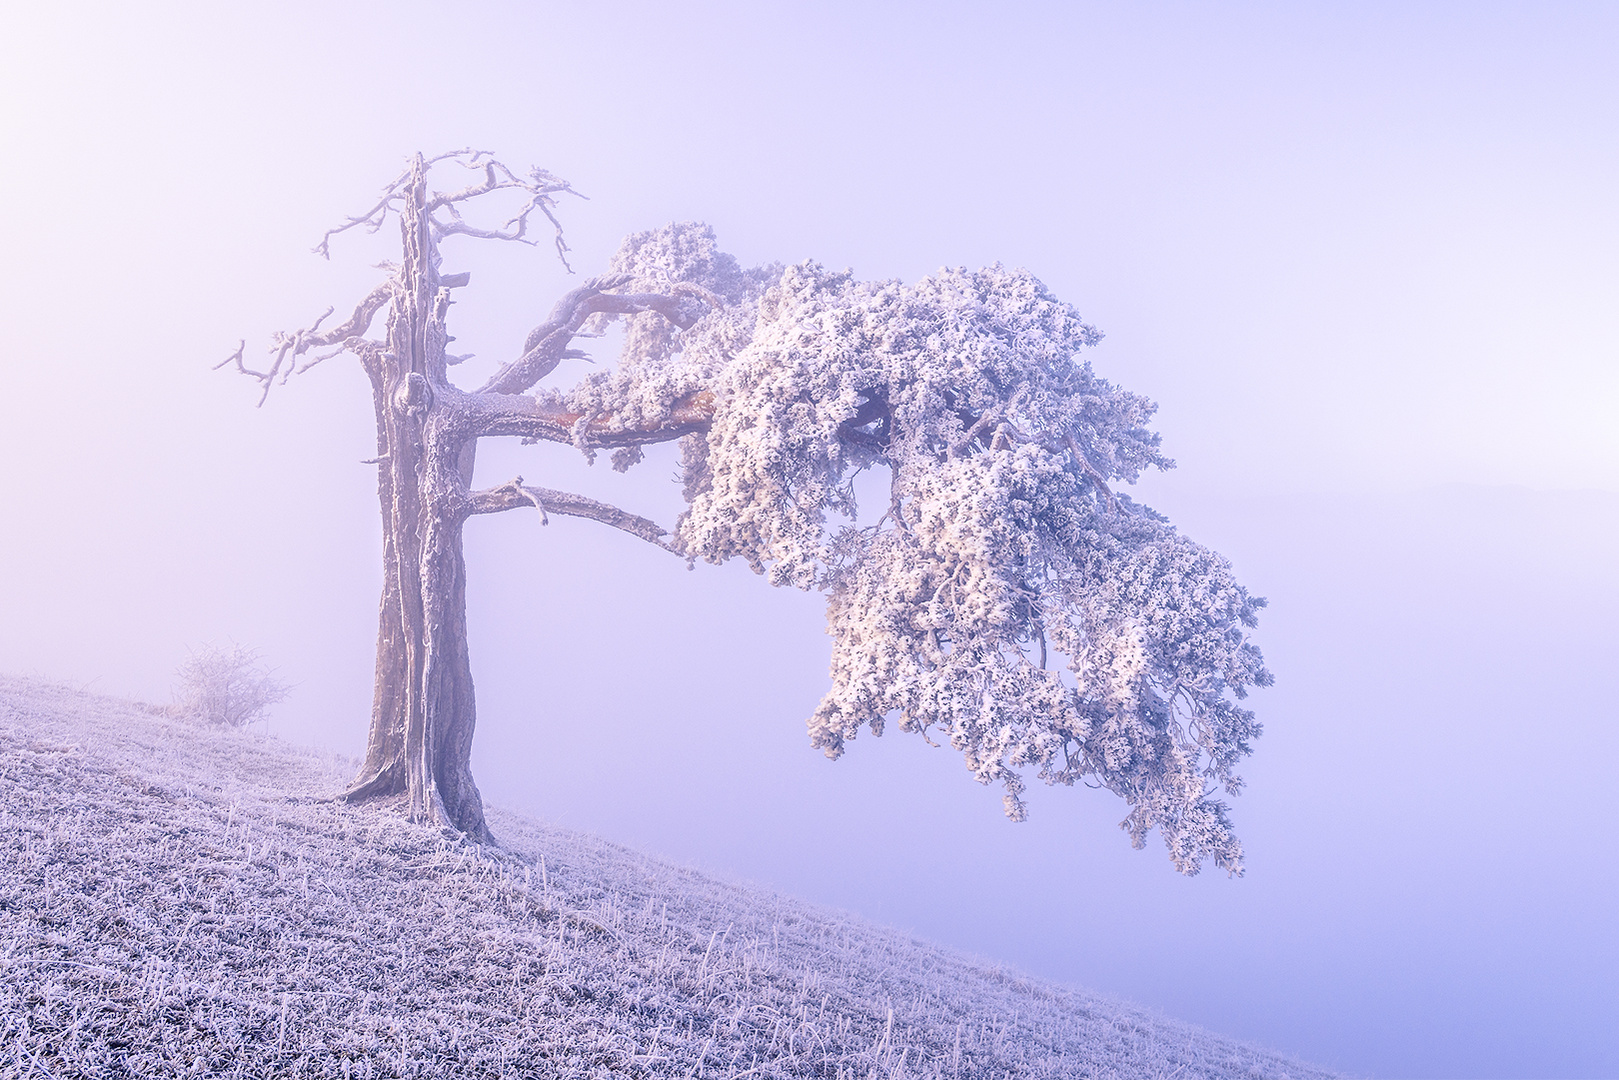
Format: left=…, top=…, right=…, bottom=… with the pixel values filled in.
left=339, top=164, right=485, bottom=837
left=223, top=153, right=712, bottom=842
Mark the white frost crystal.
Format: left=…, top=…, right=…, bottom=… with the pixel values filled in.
left=569, top=224, right=1271, bottom=875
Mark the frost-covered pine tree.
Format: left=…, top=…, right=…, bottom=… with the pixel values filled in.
left=226, top=152, right=1271, bottom=874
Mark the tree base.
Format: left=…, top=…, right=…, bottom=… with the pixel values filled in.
left=340, top=766, right=494, bottom=846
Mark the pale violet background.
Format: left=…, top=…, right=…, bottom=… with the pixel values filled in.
left=2, top=4, right=1615, bottom=1077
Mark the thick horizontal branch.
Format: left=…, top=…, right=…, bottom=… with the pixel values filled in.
left=448, top=387, right=716, bottom=448
left=467, top=478, right=672, bottom=548
left=477, top=279, right=712, bottom=397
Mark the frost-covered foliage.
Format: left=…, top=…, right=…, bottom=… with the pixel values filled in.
left=569, top=225, right=1271, bottom=875
left=0, top=677, right=1335, bottom=1079
left=171, top=641, right=291, bottom=728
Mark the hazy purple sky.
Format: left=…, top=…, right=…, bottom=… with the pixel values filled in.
left=3, top=4, right=1616, bottom=1077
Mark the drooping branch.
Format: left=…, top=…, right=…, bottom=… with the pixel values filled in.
left=467, top=477, right=673, bottom=548
left=216, top=282, right=394, bottom=405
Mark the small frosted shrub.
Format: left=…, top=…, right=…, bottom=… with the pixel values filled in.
left=172, top=642, right=291, bottom=728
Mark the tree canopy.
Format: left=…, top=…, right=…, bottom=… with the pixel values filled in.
left=564, top=224, right=1270, bottom=875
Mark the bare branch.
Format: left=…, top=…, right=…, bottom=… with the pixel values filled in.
left=218, top=283, right=394, bottom=405
left=423, top=154, right=583, bottom=270
left=449, top=387, right=715, bottom=447
left=314, top=170, right=411, bottom=260
left=467, top=478, right=672, bottom=549
left=478, top=280, right=712, bottom=397
left=296, top=343, right=349, bottom=375
left=426, top=153, right=573, bottom=213
left=217, top=340, right=254, bottom=378
left=312, top=148, right=480, bottom=258
left=426, top=155, right=518, bottom=207
left=479, top=474, right=549, bottom=523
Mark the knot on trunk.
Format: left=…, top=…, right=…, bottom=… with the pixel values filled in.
left=393, top=371, right=433, bottom=417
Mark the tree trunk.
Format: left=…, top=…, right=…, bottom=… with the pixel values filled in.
left=342, top=156, right=491, bottom=843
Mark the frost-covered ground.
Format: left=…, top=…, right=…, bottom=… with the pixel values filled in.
left=0, top=676, right=1337, bottom=1079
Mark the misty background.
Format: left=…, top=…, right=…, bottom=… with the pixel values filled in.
left=2, top=3, right=1615, bottom=1077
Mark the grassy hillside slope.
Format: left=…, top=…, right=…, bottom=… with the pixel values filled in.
left=0, top=676, right=1337, bottom=1079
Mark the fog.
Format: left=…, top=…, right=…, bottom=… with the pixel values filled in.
left=2, top=3, right=1616, bottom=1077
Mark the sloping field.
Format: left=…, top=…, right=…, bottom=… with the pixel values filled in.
left=0, top=676, right=1337, bottom=1079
